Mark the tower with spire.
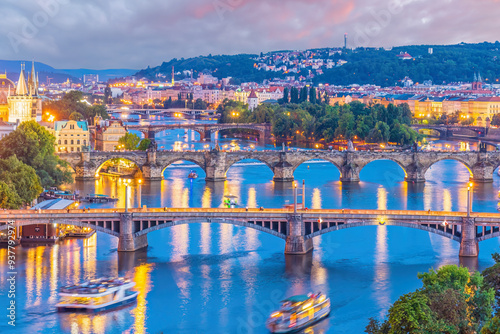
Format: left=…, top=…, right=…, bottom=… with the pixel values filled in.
left=7, top=61, right=42, bottom=123
left=472, top=72, right=483, bottom=90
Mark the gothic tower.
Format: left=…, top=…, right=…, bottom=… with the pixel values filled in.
left=7, top=62, right=42, bottom=123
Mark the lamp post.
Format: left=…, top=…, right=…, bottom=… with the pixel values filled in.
left=137, top=179, right=142, bottom=208
left=293, top=181, right=297, bottom=213
left=124, top=179, right=131, bottom=212
left=467, top=182, right=473, bottom=217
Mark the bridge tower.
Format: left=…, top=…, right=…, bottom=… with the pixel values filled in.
left=118, top=213, right=148, bottom=252
left=459, top=217, right=478, bottom=257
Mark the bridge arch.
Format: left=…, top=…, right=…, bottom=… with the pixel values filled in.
left=0, top=220, right=119, bottom=237
left=305, top=221, right=460, bottom=242
left=359, top=159, right=408, bottom=182
left=424, top=158, right=473, bottom=179
left=95, top=157, right=144, bottom=178
left=161, top=158, right=207, bottom=176
left=224, top=158, right=275, bottom=178
left=134, top=218, right=287, bottom=239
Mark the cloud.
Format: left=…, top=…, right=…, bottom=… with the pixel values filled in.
left=0, top=0, right=498, bottom=69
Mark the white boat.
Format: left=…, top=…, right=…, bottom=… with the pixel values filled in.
left=56, top=277, right=138, bottom=312
left=266, top=293, right=330, bottom=333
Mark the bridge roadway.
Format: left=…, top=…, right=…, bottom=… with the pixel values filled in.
left=1, top=208, right=499, bottom=257
left=59, top=150, right=500, bottom=183
left=123, top=123, right=272, bottom=142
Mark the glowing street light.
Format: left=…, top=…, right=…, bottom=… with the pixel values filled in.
left=467, top=182, right=473, bottom=217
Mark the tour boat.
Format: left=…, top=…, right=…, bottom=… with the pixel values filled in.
left=188, top=170, right=198, bottom=179
left=223, top=195, right=238, bottom=208
left=266, top=293, right=330, bottom=333
left=56, top=277, right=138, bottom=312
left=65, top=226, right=96, bottom=238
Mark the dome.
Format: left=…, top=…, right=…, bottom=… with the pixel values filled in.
left=0, top=75, right=15, bottom=93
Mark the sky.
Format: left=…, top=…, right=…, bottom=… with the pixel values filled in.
left=0, top=0, right=499, bottom=70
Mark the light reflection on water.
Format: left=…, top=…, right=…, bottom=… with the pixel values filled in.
left=3, top=141, right=500, bottom=333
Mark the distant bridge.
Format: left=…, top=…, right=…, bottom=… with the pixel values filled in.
left=124, top=123, right=272, bottom=142
left=58, top=150, right=500, bottom=183
left=108, top=108, right=214, bottom=117
left=412, top=124, right=488, bottom=139
left=0, top=208, right=495, bottom=257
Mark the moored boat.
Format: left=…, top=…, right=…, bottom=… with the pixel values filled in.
left=56, top=277, right=138, bottom=312
left=188, top=170, right=198, bottom=179
left=266, top=293, right=330, bottom=333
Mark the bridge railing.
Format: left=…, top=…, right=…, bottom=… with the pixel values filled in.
left=1, top=208, right=500, bottom=218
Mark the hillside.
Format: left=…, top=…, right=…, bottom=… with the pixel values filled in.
left=0, top=60, right=137, bottom=84
left=136, top=42, right=500, bottom=87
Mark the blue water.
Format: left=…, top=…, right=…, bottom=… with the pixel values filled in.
left=1, top=117, right=499, bottom=334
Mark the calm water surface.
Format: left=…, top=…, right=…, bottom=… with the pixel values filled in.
left=1, top=120, right=500, bottom=334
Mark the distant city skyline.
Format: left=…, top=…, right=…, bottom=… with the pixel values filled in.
left=1, top=0, right=499, bottom=69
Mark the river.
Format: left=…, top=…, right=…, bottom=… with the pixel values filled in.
left=1, top=116, right=499, bottom=334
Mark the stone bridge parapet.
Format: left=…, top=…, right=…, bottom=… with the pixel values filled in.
left=59, top=150, right=500, bottom=183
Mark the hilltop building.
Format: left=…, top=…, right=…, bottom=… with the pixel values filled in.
left=7, top=62, right=42, bottom=123
left=0, top=73, right=15, bottom=121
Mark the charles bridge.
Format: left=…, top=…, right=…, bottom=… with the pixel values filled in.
left=1, top=207, right=499, bottom=258
left=58, top=150, right=500, bottom=183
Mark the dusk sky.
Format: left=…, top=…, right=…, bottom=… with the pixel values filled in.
left=1, top=0, right=499, bottom=69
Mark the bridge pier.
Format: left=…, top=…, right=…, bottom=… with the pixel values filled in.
left=459, top=217, right=478, bottom=257
left=205, top=151, right=227, bottom=182
left=118, top=213, right=148, bottom=252
left=285, top=214, right=313, bottom=254
left=471, top=164, right=494, bottom=183
left=405, top=165, right=426, bottom=183
left=142, top=151, right=164, bottom=181
left=202, top=130, right=211, bottom=141
left=340, top=165, right=360, bottom=182
left=75, top=151, right=97, bottom=180
left=273, top=162, right=294, bottom=182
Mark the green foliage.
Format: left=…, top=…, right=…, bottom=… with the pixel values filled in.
left=137, top=138, right=152, bottom=151
left=491, top=115, right=500, bottom=127
left=0, top=121, right=72, bottom=188
left=193, top=98, right=207, bottom=110
left=367, top=265, right=495, bottom=334
left=118, top=132, right=141, bottom=150
left=217, top=99, right=419, bottom=145
left=482, top=316, right=500, bottom=334
left=0, top=156, right=42, bottom=208
left=69, top=112, right=84, bottom=121
left=43, top=91, right=109, bottom=124
left=387, top=291, right=432, bottom=333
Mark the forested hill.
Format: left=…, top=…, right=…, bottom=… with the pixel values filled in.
left=135, top=42, right=500, bottom=86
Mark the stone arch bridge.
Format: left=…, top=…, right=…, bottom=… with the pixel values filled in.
left=1, top=208, right=499, bottom=257
left=124, top=123, right=272, bottom=143
left=58, top=150, right=500, bottom=183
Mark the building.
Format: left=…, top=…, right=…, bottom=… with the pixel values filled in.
left=7, top=62, right=42, bottom=123
left=0, top=73, right=15, bottom=121
left=95, top=120, right=127, bottom=151
left=49, top=120, right=90, bottom=152
left=0, top=120, right=18, bottom=139
left=247, top=90, right=259, bottom=111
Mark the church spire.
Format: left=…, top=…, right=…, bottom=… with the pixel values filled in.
left=15, top=63, right=28, bottom=96
left=29, top=60, right=37, bottom=96
left=478, top=72, right=483, bottom=82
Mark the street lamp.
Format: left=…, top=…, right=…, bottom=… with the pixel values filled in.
left=467, top=182, right=473, bottom=217
left=293, top=181, right=297, bottom=213
left=137, top=179, right=142, bottom=208
left=124, top=179, right=131, bottom=212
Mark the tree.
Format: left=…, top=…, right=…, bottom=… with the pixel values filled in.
left=69, top=112, right=84, bottom=121
left=387, top=291, right=432, bottom=333
left=290, top=87, right=299, bottom=104
left=0, top=156, right=42, bottom=208
left=281, top=87, right=289, bottom=104
left=118, top=133, right=141, bottom=150
left=491, top=114, right=500, bottom=127
left=194, top=98, right=207, bottom=110
left=0, top=181, right=23, bottom=209
left=309, top=87, right=317, bottom=104
left=335, top=109, right=355, bottom=139
left=0, top=121, right=72, bottom=188
left=482, top=316, right=500, bottom=334
left=137, top=138, right=152, bottom=151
